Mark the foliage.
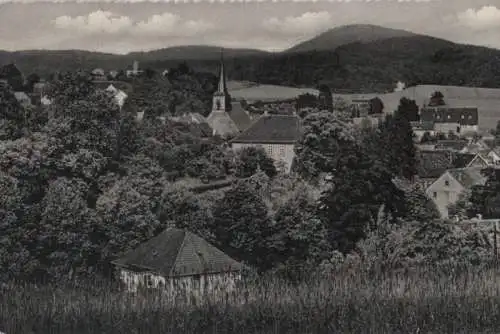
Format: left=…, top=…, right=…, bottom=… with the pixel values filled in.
left=378, top=99, right=418, bottom=180
left=429, top=90, right=445, bottom=106
left=469, top=168, right=500, bottom=219
left=402, top=185, right=441, bottom=222
left=357, top=219, right=493, bottom=268
left=271, top=186, right=331, bottom=268
left=0, top=84, right=24, bottom=140
left=210, top=182, right=274, bottom=271
left=234, top=146, right=277, bottom=178
left=318, top=147, right=406, bottom=253
left=294, top=111, right=357, bottom=182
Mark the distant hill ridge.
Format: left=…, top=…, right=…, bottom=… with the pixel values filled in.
left=285, top=24, right=419, bottom=53
left=2, top=24, right=500, bottom=93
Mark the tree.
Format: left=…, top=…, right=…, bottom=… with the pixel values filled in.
left=317, top=84, right=333, bottom=112
left=24, top=73, right=41, bottom=93
left=96, top=179, right=161, bottom=262
left=378, top=100, right=418, bottom=180
left=271, top=186, right=330, bottom=268
left=0, top=84, right=24, bottom=140
left=294, top=111, right=358, bottom=182
left=318, top=147, right=406, bottom=253
left=210, top=181, right=274, bottom=271
left=369, top=97, right=384, bottom=115
left=429, top=91, right=445, bottom=106
left=234, top=146, right=277, bottom=178
left=469, top=168, right=500, bottom=219
left=296, top=93, right=318, bottom=110
left=403, top=186, right=441, bottom=222
left=396, top=97, right=419, bottom=122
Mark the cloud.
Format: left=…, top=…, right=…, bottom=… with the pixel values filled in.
left=457, top=6, right=500, bottom=30
left=263, top=11, right=332, bottom=36
left=53, top=10, right=133, bottom=33
left=53, top=10, right=213, bottom=36
left=135, top=12, right=213, bottom=36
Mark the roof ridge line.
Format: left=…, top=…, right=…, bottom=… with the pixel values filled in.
left=170, top=229, right=188, bottom=277
left=188, top=232, right=207, bottom=273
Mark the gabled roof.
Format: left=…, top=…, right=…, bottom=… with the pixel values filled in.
left=112, top=228, right=242, bottom=277
left=451, top=153, right=476, bottom=168
left=434, top=140, right=469, bottom=151
left=0, top=63, right=22, bottom=78
left=228, top=102, right=252, bottom=131
left=416, top=150, right=454, bottom=178
left=231, top=114, right=301, bottom=144
left=447, top=168, right=486, bottom=189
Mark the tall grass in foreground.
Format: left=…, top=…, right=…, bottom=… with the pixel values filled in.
left=2, top=264, right=500, bottom=333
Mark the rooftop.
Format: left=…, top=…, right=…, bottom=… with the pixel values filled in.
left=231, top=114, right=301, bottom=144
left=112, top=228, right=242, bottom=277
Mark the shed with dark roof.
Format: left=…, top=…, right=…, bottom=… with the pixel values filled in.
left=112, top=228, right=243, bottom=292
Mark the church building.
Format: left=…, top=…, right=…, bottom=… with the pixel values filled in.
left=206, top=54, right=252, bottom=137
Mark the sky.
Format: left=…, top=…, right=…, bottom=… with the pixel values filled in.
left=1, top=0, right=500, bottom=54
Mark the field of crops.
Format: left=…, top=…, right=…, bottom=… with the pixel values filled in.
left=3, top=264, right=500, bottom=333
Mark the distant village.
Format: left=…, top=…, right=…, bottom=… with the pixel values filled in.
left=2, top=54, right=500, bottom=292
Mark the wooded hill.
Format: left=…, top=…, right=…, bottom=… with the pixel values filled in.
left=2, top=25, right=500, bottom=92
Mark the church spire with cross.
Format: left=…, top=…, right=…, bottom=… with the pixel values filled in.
left=212, top=49, right=231, bottom=112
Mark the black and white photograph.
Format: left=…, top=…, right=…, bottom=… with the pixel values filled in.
left=1, top=0, right=500, bottom=332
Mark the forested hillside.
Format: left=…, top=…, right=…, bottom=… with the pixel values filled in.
left=2, top=27, right=500, bottom=92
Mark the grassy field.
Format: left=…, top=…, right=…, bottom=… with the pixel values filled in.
left=2, top=264, right=500, bottom=333
left=227, top=80, right=318, bottom=103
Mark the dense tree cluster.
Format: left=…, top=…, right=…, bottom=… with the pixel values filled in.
left=0, top=65, right=490, bottom=283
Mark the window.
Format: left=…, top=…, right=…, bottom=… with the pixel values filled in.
left=444, top=180, right=449, bottom=186
left=279, top=146, right=286, bottom=157
left=433, top=192, right=437, bottom=198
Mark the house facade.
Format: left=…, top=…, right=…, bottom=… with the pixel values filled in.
left=206, top=54, right=252, bottom=137
left=112, top=228, right=243, bottom=295
left=420, top=107, right=479, bottom=135
left=230, top=114, right=301, bottom=174
left=426, top=168, right=486, bottom=219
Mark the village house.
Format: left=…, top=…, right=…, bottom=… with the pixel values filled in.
left=426, top=168, right=486, bottom=219
left=415, top=150, right=489, bottom=190
left=13, top=91, right=32, bottom=108
left=206, top=55, right=252, bottom=137
left=112, top=228, right=243, bottom=294
left=230, top=113, right=301, bottom=174
left=487, top=148, right=500, bottom=165
left=91, top=68, right=107, bottom=81
left=0, top=63, right=24, bottom=91
left=419, top=106, right=479, bottom=135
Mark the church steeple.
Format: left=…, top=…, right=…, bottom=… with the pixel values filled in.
left=212, top=49, right=231, bottom=112
left=217, top=50, right=228, bottom=94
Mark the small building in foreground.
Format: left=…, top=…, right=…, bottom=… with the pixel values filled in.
left=112, top=228, right=243, bottom=294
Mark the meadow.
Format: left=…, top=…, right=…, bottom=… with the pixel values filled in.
left=227, top=80, right=319, bottom=103
left=2, top=264, right=500, bottom=334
